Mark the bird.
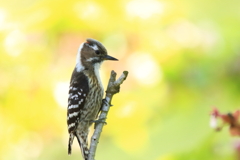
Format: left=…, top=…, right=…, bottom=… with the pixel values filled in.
left=67, top=38, right=118, bottom=160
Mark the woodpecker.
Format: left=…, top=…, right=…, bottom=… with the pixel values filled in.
left=67, top=38, right=118, bottom=159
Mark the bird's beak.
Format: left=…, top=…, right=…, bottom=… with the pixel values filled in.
left=103, top=55, right=118, bottom=61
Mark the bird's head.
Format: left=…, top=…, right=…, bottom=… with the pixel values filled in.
left=76, top=38, right=118, bottom=71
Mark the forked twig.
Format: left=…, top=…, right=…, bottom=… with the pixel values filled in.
left=88, top=70, right=128, bottom=160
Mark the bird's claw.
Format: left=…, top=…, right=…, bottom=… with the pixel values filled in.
left=93, top=118, right=107, bottom=129
left=102, top=99, right=113, bottom=107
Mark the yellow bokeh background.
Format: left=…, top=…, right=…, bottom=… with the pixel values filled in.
left=1, top=0, right=240, bottom=159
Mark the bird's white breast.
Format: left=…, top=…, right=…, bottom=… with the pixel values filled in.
left=93, top=62, right=104, bottom=92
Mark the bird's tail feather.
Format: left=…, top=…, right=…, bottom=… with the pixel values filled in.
left=75, top=132, right=89, bottom=160
left=68, top=133, right=74, bottom=155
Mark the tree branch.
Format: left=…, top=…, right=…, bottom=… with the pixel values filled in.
left=88, top=70, right=128, bottom=160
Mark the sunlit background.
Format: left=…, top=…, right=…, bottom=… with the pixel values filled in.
left=1, top=0, right=240, bottom=160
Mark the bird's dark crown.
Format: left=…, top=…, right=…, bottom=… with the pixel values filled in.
left=85, top=38, right=108, bottom=55
left=80, top=38, right=118, bottom=65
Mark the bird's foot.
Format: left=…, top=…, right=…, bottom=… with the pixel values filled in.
left=92, top=118, right=107, bottom=129
left=102, top=99, right=113, bottom=107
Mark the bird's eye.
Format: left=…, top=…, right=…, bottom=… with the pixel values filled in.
left=95, top=50, right=100, bottom=55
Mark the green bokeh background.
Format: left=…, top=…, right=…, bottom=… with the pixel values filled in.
left=1, top=0, right=240, bottom=160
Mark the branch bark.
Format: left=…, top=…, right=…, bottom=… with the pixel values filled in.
left=88, top=70, right=128, bottom=160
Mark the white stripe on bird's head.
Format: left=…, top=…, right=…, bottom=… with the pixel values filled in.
left=86, top=57, right=100, bottom=62
left=89, top=44, right=99, bottom=51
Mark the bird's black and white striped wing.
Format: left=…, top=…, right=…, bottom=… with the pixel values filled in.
left=67, top=71, right=89, bottom=133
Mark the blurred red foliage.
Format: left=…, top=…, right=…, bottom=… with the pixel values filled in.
left=210, top=107, right=240, bottom=136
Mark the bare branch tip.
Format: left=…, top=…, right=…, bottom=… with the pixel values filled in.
left=123, top=71, right=128, bottom=78
left=111, top=70, right=117, bottom=75
left=109, top=70, right=117, bottom=82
